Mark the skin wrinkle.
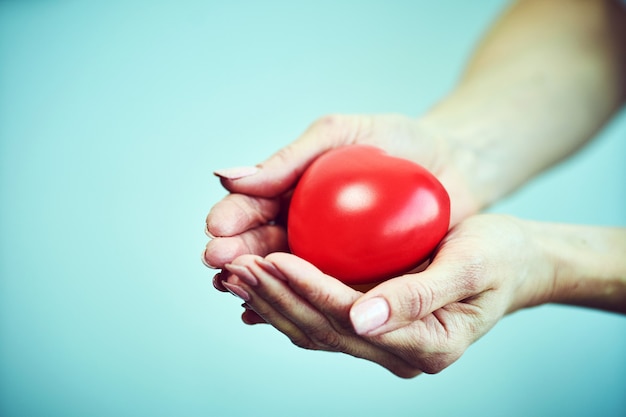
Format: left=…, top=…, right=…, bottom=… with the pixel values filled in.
left=262, top=145, right=303, bottom=188
left=260, top=114, right=356, bottom=188
left=365, top=313, right=440, bottom=373
left=312, top=327, right=346, bottom=352
left=255, top=198, right=279, bottom=225
left=235, top=195, right=278, bottom=233
left=351, top=330, right=422, bottom=377
left=384, top=317, right=450, bottom=374
left=246, top=253, right=423, bottom=377
left=203, top=0, right=626, bottom=378
left=407, top=280, right=434, bottom=323
left=216, top=196, right=277, bottom=238
left=294, top=316, right=340, bottom=350
left=312, top=114, right=357, bottom=147
left=349, top=114, right=373, bottom=147
left=358, top=333, right=423, bottom=378
left=229, top=197, right=254, bottom=235
left=265, top=253, right=362, bottom=332
left=251, top=226, right=284, bottom=257
left=229, top=271, right=317, bottom=349
left=308, top=288, right=355, bottom=334
left=422, top=310, right=476, bottom=373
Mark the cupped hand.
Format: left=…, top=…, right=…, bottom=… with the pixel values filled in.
left=219, top=214, right=556, bottom=377
left=203, top=114, right=482, bottom=282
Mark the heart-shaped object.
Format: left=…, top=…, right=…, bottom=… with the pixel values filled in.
left=287, top=145, right=450, bottom=285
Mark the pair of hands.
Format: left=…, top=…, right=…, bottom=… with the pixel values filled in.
left=203, top=114, right=553, bottom=377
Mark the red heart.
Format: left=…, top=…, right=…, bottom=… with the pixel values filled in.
left=288, top=145, right=450, bottom=285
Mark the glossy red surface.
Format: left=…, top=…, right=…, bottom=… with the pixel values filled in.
left=288, top=145, right=450, bottom=285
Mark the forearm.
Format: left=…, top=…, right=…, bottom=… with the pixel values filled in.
left=521, top=220, right=626, bottom=314
left=420, top=0, right=626, bottom=208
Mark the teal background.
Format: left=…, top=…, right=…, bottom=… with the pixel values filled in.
left=1, top=1, right=625, bottom=416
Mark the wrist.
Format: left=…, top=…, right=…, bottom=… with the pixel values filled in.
left=525, top=221, right=626, bottom=314
left=415, top=93, right=511, bottom=213
left=409, top=115, right=484, bottom=224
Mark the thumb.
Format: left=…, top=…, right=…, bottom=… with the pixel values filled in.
left=214, top=115, right=370, bottom=197
left=349, top=257, right=483, bottom=337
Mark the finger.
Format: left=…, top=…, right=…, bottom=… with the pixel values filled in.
left=349, top=249, right=488, bottom=337
left=203, top=224, right=288, bottom=269
left=212, top=271, right=228, bottom=292
left=262, top=252, right=363, bottom=332
left=366, top=311, right=467, bottom=375
left=227, top=254, right=422, bottom=377
left=214, top=115, right=371, bottom=197
left=241, top=304, right=267, bottom=325
left=227, top=255, right=335, bottom=349
left=206, top=193, right=280, bottom=238
left=222, top=263, right=321, bottom=351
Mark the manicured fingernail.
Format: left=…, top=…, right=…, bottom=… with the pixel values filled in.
left=350, top=297, right=390, bottom=335
left=242, top=309, right=266, bottom=325
left=254, top=258, right=287, bottom=281
left=214, top=166, right=259, bottom=180
left=224, top=263, right=259, bottom=286
left=213, top=272, right=226, bottom=292
left=222, top=281, right=251, bottom=301
left=204, top=224, right=215, bottom=238
left=201, top=249, right=217, bottom=269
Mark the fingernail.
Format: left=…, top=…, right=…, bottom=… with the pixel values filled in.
left=254, top=258, right=287, bottom=281
left=201, top=249, right=217, bottom=269
left=222, top=281, right=251, bottom=301
left=224, top=263, right=259, bottom=286
left=213, top=272, right=227, bottom=292
left=205, top=224, right=215, bottom=238
left=242, top=309, right=266, bottom=325
left=214, top=166, right=259, bottom=180
left=350, top=297, right=390, bottom=335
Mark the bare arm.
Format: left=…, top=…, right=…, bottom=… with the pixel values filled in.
left=206, top=0, right=626, bottom=377
left=528, top=222, right=626, bottom=314
left=421, top=0, right=626, bottom=208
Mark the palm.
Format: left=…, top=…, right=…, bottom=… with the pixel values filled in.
left=224, top=252, right=504, bottom=378
left=205, top=114, right=479, bottom=270
left=217, top=215, right=546, bottom=377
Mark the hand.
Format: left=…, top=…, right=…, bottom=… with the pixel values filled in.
left=203, top=114, right=482, bottom=278
left=219, top=214, right=556, bottom=377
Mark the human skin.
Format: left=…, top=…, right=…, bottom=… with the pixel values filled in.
left=203, top=0, right=626, bottom=376
left=218, top=216, right=626, bottom=378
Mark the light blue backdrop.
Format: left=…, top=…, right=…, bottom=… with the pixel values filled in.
left=1, top=1, right=625, bottom=416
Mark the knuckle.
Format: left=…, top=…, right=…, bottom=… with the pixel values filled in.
left=241, top=228, right=268, bottom=256
left=302, top=285, right=335, bottom=314
left=228, top=194, right=259, bottom=224
left=311, top=114, right=345, bottom=131
left=271, top=144, right=297, bottom=167
left=309, top=114, right=364, bottom=145
left=399, top=279, right=434, bottom=321
left=458, top=253, right=488, bottom=294
left=248, top=196, right=279, bottom=225
left=263, top=288, right=293, bottom=311
left=238, top=226, right=286, bottom=258
left=329, top=315, right=356, bottom=335
left=310, top=329, right=345, bottom=352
